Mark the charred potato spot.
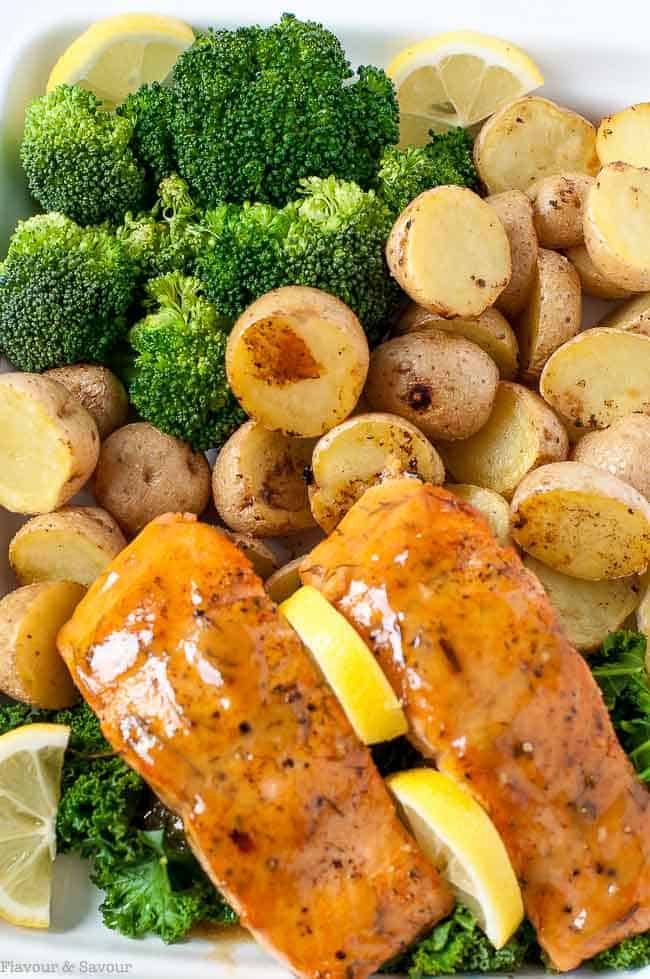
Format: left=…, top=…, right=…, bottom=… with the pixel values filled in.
left=243, top=317, right=323, bottom=384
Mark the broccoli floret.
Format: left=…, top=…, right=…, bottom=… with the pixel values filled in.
left=118, top=174, right=201, bottom=279
left=118, top=83, right=176, bottom=192
left=590, top=932, right=650, bottom=971
left=377, top=129, right=480, bottom=215
left=21, top=84, right=147, bottom=226
left=126, top=272, right=245, bottom=450
left=197, top=176, right=401, bottom=343
left=168, top=14, right=399, bottom=206
left=0, top=213, right=138, bottom=371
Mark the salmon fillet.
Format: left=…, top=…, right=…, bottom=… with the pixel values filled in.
left=58, top=513, right=451, bottom=979
left=302, top=479, right=650, bottom=971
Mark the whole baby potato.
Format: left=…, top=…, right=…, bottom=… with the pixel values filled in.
left=45, top=364, right=129, bottom=439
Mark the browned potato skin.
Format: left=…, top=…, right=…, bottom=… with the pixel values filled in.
left=487, top=190, right=539, bottom=317
left=565, top=245, right=632, bottom=300
left=364, top=331, right=499, bottom=441
left=46, top=364, right=129, bottom=439
left=527, top=173, right=595, bottom=249
left=213, top=420, right=315, bottom=537
left=517, top=248, right=582, bottom=383
left=573, top=414, right=650, bottom=499
left=93, top=423, right=211, bottom=536
left=225, top=532, right=278, bottom=580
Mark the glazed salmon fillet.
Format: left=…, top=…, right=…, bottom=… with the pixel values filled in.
left=302, top=479, right=650, bottom=971
left=57, top=513, right=451, bottom=979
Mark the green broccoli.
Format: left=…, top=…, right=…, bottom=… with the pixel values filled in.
left=118, top=82, right=176, bottom=192
left=20, top=84, right=147, bottom=226
left=197, top=176, right=401, bottom=344
left=167, top=14, right=399, bottom=206
left=0, top=213, right=138, bottom=371
left=126, top=272, right=245, bottom=450
left=118, top=174, right=201, bottom=279
left=590, top=933, right=650, bottom=971
left=376, top=128, right=480, bottom=215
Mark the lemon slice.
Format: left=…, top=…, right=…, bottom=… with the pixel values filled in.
left=46, top=14, right=195, bottom=106
left=388, top=31, right=544, bottom=146
left=0, top=723, right=70, bottom=929
left=280, top=585, right=407, bottom=744
left=388, top=769, right=523, bottom=948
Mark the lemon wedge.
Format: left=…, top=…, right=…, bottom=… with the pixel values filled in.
left=280, top=585, right=407, bottom=744
left=388, top=769, right=523, bottom=948
left=388, top=31, right=544, bottom=146
left=46, top=14, right=195, bottom=106
left=0, top=723, right=70, bottom=929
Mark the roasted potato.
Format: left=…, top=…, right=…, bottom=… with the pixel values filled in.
left=9, top=506, right=126, bottom=587
left=0, top=581, right=84, bottom=708
left=93, top=423, right=211, bottom=536
left=487, top=190, right=539, bottom=317
left=0, top=373, right=99, bottom=514
left=226, top=286, right=368, bottom=438
left=516, top=248, right=582, bottom=383
left=396, top=304, right=519, bottom=379
left=638, top=573, right=650, bottom=648
left=365, top=331, right=499, bottom=442
left=527, top=173, right=594, bottom=249
left=438, top=381, right=568, bottom=498
left=213, top=421, right=315, bottom=537
left=474, top=96, right=599, bottom=195
left=266, top=558, right=303, bottom=604
left=565, top=245, right=632, bottom=300
left=540, top=328, right=650, bottom=431
left=45, top=364, right=129, bottom=439
left=308, top=413, right=444, bottom=533
left=444, top=483, right=511, bottom=544
left=596, top=292, right=650, bottom=332
left=227, top=532, right=278, bottom=580
left=597, top=103, right=650, bottom=169
left=523, top=555, right=640, bottom=652
left=572, top=414, right=650, bottom=498
left=511, top=461, right=650, bottom=579
left=584, top=163, right=650, bottom=291
left=385, top=186, right=511, bottom=318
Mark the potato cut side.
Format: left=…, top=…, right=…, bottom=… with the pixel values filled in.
left=226, top=286, right=369, bottom=438
left=266, top=558, right=303, bottom=605
left=516, top=248, right=582, bottom=383
left=540, top=328, right=650, bottom=431
left=309, top=413, right=444, bottom=533
left=486, top=190, right=539, bottom=317
left=385, top=186, right=511, bottom=318
left=596, top=292, right=650, bottom=332
left=396, top=304, right=519, bottom=379
left=597, top=103, right=650, bottom=169
left=511, top=461, right=650, bottom=579
left=438, top=381, right=568, bottom=498
left=565, top=245, right=632, bottom=301
left=0, top=373, right=99, bottom=514
left=444, top=483, right=511, bottom=544
left=9, top=507, right=126, bottom=587
left=584, top=163, right=650, bottom=291
left=527, top=173, right=594, bottom=249
left=226, top=532, right=278, bottom=580
left=213, top=420, right=315, bottom=537
left=523, top=555, right=640, bottom=652
left=572, top=414, right=650, bottom=499
left=474, top=96, right=599, bottom=195
left=0, top=581, right=84, bottom=709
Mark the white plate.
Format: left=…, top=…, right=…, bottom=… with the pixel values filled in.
left=0, top=2, right=649, bottom=975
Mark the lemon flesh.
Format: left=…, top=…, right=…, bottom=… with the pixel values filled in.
left=388, top=768, right=524, bottom=948
left=47, top=14, right=195, bottom=106
left=280, top=585, right=407, bottom=744
left=388, top=30, right=544, bottom=146
left=0, top=724, right=70, bottom=928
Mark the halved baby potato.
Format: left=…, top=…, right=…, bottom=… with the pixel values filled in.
left=597, top=103, right=650, bottom=169
left=527, top=173, right=594, bottom=249
left=596, top=292, right=650, bottom=332
left=540, top=328, right=650, bottom=431
left=638, top=573, right=650, bottom=647
left=213, top=420, right=315, bottom=537
left=511, top=461, right=650, bottom=579
left=226, top=286, right=369, bottom=437
left=9, top=506, right=126, bottom=587
left=396, top=304, right=519, bottom=380
left=385, top=186, right=511, bottom=318
left=523, top=555, right=640, bottom=652
left=45, top=364, right=129, bottom=440
left=444, top=483, right=511, bottom=544
left=584, top=163, right=650, bottom=291
left=516, top=248, right=582, bottom=383
left=227, top=532, right=278, bottom=580
left=438, top=382, right=568, bottom=498
left=572, top=413, right=650, bottom=499
left=266, top=557, right=304, bottom=605
left=309, top=413, right=444, bottom=533
left=486, top=190, right=539, bottom=317
left=474, top=96, right=599, bottom=195
left=565, top=245, right=632, bottom=301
